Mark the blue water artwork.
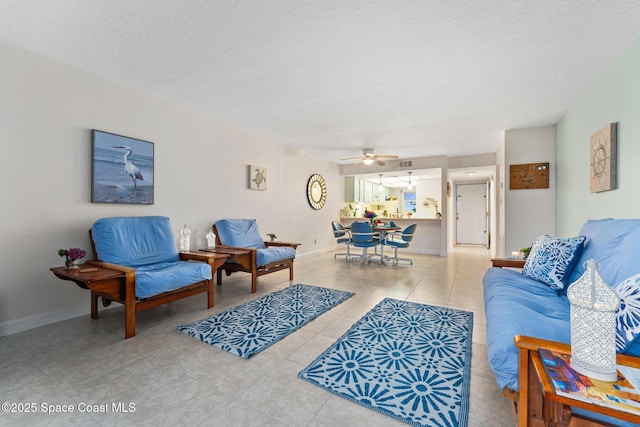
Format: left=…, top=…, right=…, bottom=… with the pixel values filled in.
left=91, top=130, right=154, bottom=204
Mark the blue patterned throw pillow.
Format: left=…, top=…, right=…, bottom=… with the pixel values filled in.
left=522, top=234, right=586, bottom=291
left=615, top=274, right=640, bottom=354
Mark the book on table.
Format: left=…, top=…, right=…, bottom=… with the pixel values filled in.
left=538, top=348, right=640, bottom=416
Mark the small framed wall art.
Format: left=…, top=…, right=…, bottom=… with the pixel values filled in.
left=91, top=129, right=154, bottom=204
left=590, top=123, right=617, bottom=193
left=509, top=162, right=549, bottom=190
left=248, top=165, right=267, bottom=190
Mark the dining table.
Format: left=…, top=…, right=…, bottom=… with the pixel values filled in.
left=373, top=225, right=400, bottom=264
left=343, top=223, right=401, bottom=265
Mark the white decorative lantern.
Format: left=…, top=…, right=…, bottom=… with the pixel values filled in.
left=205, top=230, right=216, bottom=249
left=567, top=259, right=620, bottom=381
left=180, top=224, right=191, bottom=252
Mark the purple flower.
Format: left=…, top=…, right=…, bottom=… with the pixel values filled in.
left=58, top=247, right=86, bottom=261
left=67, top=248, right=86, bottom=260
left=363, top=210, right=377, bottom=219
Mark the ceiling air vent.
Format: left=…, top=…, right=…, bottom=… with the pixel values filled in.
left=398, top=160, right=412, bottom=168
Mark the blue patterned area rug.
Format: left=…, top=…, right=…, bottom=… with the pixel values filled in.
left=178, top=284, right=354, bottom=358
left=299, top=298, right=473, bottom=427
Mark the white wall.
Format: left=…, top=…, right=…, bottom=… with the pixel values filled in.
left=503, top=126, right=556, bottom=254
left=0, top=41, right=343, bottom=336
left=415, top=178, right=441, bottom=218
left=496, top=136, right=506, bottom=257
left=557, top=36, right=640, bottom=234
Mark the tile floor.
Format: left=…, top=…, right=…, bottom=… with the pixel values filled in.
left=0, top=246, right=515, bottom=427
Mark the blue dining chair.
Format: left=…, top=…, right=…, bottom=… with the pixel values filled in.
left=382, top=224, right=417, bottom=265
left=331, top=221, right=353, bottom=261
left=350, top=221, right=380, bottom=264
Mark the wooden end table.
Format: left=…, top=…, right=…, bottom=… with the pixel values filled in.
left=491, top=258, right=526, bottom=268
left=50, top=263, right=131, bottom=335
left=199, top=247, right=252, bottom=269
left=515, top=335, right=640, bottom=426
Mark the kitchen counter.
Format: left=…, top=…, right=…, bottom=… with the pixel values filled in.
left=340, top=217, right=444, bottom=256
left=340, top=217, right=441, bottom=221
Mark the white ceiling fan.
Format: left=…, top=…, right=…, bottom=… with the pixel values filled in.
left=340, top=148, right=399, bottom=166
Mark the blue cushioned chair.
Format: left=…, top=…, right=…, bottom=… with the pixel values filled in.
left=213, top=219, right=299, bottom=293
left=331, top=221, right=353, bottom=261
left=382, top=224, right=417, bottom=265
left=89, top=216, right=221, bottom=338
left=350, top=221, right=380, bottom=264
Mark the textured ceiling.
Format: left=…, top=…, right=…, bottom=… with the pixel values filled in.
left=2, top=1, right=640, bottom=164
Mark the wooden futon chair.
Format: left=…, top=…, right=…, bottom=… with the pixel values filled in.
left=212, top=218, right=299, bottom=293
left=88, top=216, right=223, bottom=338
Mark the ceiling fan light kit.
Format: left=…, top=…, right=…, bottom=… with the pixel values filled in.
left=341, top=148, right=399, bottom=167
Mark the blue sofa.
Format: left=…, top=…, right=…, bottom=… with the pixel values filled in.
left=483, top=218, right=640, bottom=425
left=89, top=216, right=221, bottom=338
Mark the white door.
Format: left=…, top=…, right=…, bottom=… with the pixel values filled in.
left=456, top=183, right=488, bottom=246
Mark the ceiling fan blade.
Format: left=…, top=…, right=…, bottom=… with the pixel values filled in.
left=340, top=149, right=398, bottom=165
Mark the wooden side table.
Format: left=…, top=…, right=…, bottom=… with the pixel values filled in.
left=50, top=263, right=131, bottom=334
left=199, top=247, right=252, bottom=272
left=515, top=335, right=640, bottom=426
left=491, top=258, right=526, bottom=268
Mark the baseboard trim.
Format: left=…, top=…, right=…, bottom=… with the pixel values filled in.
left=0, top=305, right=108, bottom=337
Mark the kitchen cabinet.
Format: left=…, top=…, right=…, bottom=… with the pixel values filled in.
left=345, top=177, right=389, bottom=203
left=345, top=177, right=360, bottom=202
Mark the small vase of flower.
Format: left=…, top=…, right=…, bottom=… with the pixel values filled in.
left=363, top=209, right=378, bottom=226
left=58, top=248, right=87, bottom=270
left=267, top=233, right=277, bottom=242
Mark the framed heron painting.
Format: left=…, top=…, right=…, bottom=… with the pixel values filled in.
left=91, top=129, right=154, bottom=204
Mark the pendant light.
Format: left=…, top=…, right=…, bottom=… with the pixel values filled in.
left=378, top=174, right=384, bottom=192
left=407, top=172, right=413, bottom=190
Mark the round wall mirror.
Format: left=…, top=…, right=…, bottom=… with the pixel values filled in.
left=307, top=174, right=327, bottom=210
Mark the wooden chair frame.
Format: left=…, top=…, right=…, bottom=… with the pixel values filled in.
left=87, top=229, right=225, bottom=338
left=212, top=223, right=299, bottom=293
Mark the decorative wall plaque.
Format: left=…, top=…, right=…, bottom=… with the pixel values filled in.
left=509, top=162, right=550, bottom=190
left=248, top=165, right=267, bottom=190
left=590, top=123, right=617, bottom=193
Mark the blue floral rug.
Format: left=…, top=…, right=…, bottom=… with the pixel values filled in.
left=299, top=298, right=473, bottom=427
left=178, top=284, right=354, bottom=358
